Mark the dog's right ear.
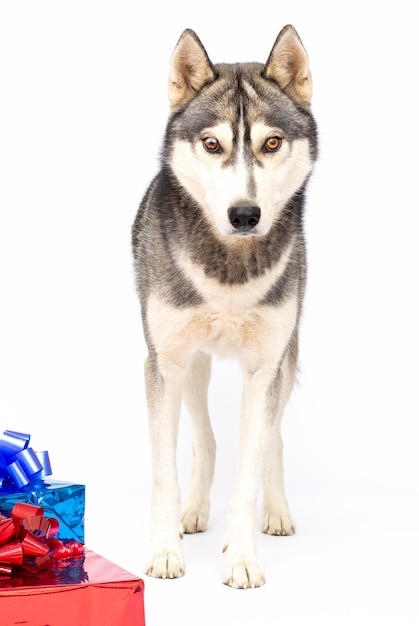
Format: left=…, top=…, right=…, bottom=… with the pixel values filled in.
left=168, top=29, right=215, bottom=110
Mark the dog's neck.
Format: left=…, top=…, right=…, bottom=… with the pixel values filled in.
left=158, top=171, right=306, bottom=286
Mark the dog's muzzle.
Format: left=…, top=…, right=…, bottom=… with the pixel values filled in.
left=228, top=205, right=261, bottom=233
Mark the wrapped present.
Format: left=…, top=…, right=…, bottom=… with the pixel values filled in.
left=0, top=548, right=145, bottom=626
left=0, top=479, right=85, bottom=543
left=0, top=501, right=84, bottom=576
left=0, top=430, right=85, bottom=543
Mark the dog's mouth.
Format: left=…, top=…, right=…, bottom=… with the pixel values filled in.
left=227, top=229, right=261, bottom=238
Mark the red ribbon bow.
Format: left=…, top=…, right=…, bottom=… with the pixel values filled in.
left=0, top=502, right=83, bottom=576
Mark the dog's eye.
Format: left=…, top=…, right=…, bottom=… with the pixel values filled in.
left=263, top=136, right=282, bottom=153
left=203, top=137, right=221, bottom=153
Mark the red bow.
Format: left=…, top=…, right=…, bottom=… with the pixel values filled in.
left=0, top=502, right=83, bottom=576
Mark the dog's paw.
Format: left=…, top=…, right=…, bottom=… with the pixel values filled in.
left=145, top=548, right=185, bottom=580
left=222, top=557, right=266, bottom=589
left=181, top=508, right=209, bottom=534
left=262, top=508, right=296, bottom=536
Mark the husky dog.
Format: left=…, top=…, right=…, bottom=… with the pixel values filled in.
left=132, top=25, right=317, bottom=588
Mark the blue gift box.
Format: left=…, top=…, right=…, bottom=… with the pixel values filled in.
left=0, top=430, right=85, bottom=543
left=0, top=479, right=85, bottom=543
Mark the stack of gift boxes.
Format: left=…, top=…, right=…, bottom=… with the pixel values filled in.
left=0, top=430, right=145, bottom=625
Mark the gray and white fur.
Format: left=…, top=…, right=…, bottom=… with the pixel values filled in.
left=132, top=25, right=317, bottom=588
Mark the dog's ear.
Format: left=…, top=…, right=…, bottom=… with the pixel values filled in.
left=168, top=29, right=215, bottom=110
left=263, top=25, right=313, bottom=108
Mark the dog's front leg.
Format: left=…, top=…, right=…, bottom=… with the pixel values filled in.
left=222, top=362, right=284, bottom=589
left=144, top=355, right=185, bottom=579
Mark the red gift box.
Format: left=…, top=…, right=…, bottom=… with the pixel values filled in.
left=0, top=548, right=145, bottom=625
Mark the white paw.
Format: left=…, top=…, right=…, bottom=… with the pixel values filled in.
left=145, top=548, right=185, bottom=579
left=262, top=508, right=296, bottom=536
left=222, top=557, right=266, bottom=589
left=181, top=507, right=209, bottom=533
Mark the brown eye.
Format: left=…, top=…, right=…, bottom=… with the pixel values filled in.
left=264, top=136, right=282, bottom=153
left=203, top=137, right=221, bottom=153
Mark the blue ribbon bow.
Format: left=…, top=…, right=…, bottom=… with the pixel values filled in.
left=0, top=430, right=52, bottom=490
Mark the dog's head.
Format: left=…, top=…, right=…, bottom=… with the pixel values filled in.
left=165, top=26, right=317, bottom=239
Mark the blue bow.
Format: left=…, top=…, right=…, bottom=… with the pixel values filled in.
left=0, top=430, right=52, bottom=490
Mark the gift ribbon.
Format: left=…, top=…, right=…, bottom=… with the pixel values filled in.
left=0, top=430, right=52, bottom=490
left=0, top=502, right=83, bottom=576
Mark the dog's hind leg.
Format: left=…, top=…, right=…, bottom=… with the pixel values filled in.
left=262, top=350, right=296, bottom=536
left=144, top=355, right=185, bottom=579
left=181, top=351, right=216, bottom=534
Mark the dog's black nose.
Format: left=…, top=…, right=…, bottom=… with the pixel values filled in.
left=228, top=206, right=261, bottom=232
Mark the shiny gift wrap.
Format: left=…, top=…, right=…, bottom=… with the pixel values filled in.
left=0, top=429, right=84, bottom=542
left=0, top=502, right=83, bottom=576
left=0, top=548, right=145, bottom=626
left=0, top=480, right=85, bottom=543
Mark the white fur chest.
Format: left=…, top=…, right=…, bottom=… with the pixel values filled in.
left=146, top=242, right=298, bottom=368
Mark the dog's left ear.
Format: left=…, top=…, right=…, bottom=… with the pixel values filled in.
left=263, top=25, right=313, bottom=108
left=168, top=29, right=215, bottom=110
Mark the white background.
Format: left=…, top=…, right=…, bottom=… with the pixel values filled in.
left=1, top=1, right=418, bottom=624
